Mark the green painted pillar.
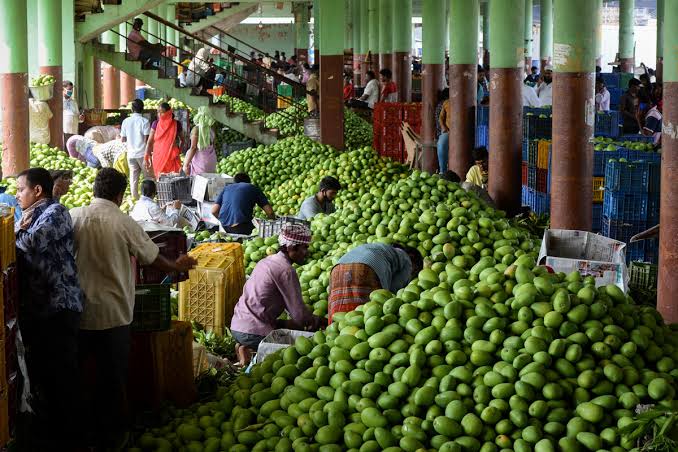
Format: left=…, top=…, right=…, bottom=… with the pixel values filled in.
left=379, top=0, right=392, bottom=70
left=448, top=0, right=479, bottom=177
left=481, top=1, right=489, bottom=68
left=488, top=0, right=524, bottom=215
left=359, top=0, right=369, bottom=82
left=147, top=9, right=159, bottom=44
left=619, top=0, right=635, bottom=72
left=368, top=0, right=379, bottom=71
left=657, top=0, right=664, bottom=81
left=352, top=0, right=361, bottom=83
left=658, top=0, right=678, bottom=322
left=594, top=0, right=603, bottom=67
left=392, top=0, right=412, bottom=101
left=319, top=0, right=345, bottom=150
left=540, top=0, right=552, bottom=71
left=81, top=46, right=95, bottom=110
left=313, top=0, right=321, bottom=59
left=421, top=0, right=446, bottom=173
left=524, top=0, right=533, bottom=71
left=295, top=3, right=310, bottom=63
left=0, top=0, right=30, bottom=175
left=345, top=0, right=353, bottom=51
left=550, top=0, right=598, bottom=231
left=38, top=0, right=64, bottom=149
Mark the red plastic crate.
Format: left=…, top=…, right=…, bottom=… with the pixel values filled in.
left=136, top=231, right=188, bottom=284
left=521, top=162, right=528, bottom=185
left=402, top=103, right=422, bottom=134
left=373, top=103, right=402, bottom=125
left=536, top=168, right=549, bottom=193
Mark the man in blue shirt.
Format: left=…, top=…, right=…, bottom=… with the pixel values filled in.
left=211, top=172, right=275, bottom=235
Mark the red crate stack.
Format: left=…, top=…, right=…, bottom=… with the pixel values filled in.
left=521, top=162, right=528, bottom=186
left=136, top=231, right=188, bottom=284
left=402, top=103, right=422, bottom=134
left=536, top=168, right=549, bottom=193
left=373, top=102, right=423, bottom=163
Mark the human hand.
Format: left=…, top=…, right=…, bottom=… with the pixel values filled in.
left=79, top=113, right=85, bottom=122
left=182, top=164, right=190, bottom=176
left=175, top=254, right=198, bottom=272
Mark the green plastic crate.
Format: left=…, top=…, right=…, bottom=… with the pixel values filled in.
left=629, top=262, right=658, bottom=290
left=133, top=284, right=172, bottom=332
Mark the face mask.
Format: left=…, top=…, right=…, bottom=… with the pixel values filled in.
left=65, top=90, right=73, bottom=98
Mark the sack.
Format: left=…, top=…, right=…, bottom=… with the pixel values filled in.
left=29, top=100, right=52, bottom=144
left=113, top=151, right=129, bottom=177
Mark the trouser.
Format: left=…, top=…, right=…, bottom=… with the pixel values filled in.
left=79, top=325, right=131, bottom=449
left=19, top=309, right=81, bottom=452
left=231, top=330, right=265, bottom=350
left=139, top=45, right=164, bottom=67
left=437, top=132, right=449, bottom=174
left=224, top=221, right=255, bottom=235
left=128, top=157, right=151, bottom=200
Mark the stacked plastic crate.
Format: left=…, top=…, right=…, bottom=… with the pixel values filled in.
left=602, top=159, right=660, bottom=263
left=476, top=105, right=489, bottom=147
left=372, top=103, right=422, bottom=163
left=519, top=108, right=553, bottom=215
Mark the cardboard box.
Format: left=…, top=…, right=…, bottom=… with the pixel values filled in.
left=191, top=173, right=234, bottom=202
left=538, top=229, right=628, bottom=292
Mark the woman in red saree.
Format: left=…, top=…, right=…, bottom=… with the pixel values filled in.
left=144, top=102, right=184, bottom=178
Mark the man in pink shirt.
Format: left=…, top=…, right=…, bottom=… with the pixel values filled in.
left=230, top=223, right=323, bottom=365
left=127, top=18, right=164, bottom=68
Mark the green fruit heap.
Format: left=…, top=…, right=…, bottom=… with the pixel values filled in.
left=215, top=95, right=266, bottom=122
left=124, top=98, right=189, bottom=112
left=30, top=74, right=56, bottom=87
left=132, top=256, right=678, bottom=452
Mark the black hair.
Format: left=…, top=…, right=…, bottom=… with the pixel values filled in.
left=159, top=102, right=171, bottom=112
left=131, top=98, right=144, bottom=113
left=628, top=78, right=642, bottom=88
left=141, top=179, right=157, bottom=198
left=133, top=18, right=143, bottom=26
left=477, top=65, right=485, bottom=73
left=319, top=176, right=341, bottom=192
left=63, top=80, right=74, bottom=88
left=17, top=168, right=54, bottom=199
left=441, top=171, right=461, bottom=183
left=379, top=68, right=392, bottom=79
left=94, top=168, right=128, bottom=201
left=472, top=146, right=489, bottom=161
left=596, top=77, right=605, bottom=86
left=438, top=88, right=450, bottom=103
left=393, top=243, right=424, bottom=276
left=366, top=70, right=376, bottom=80
left=595, top=65, right=602, bottom=73
left=531, top=66, right=538, bottom=72
left=234, top=173, right=251, bottom=184
left=50, top=169, right=73, bottom=182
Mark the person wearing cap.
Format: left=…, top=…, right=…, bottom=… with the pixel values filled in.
left=297, top=176, right=341, bottom=220
left=537, top=65, right=553, bottom=106
left=230, top=223, right=324, bottom=365
left=328, top=243, right=423, bottom=323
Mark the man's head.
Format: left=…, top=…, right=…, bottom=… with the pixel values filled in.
left=653, top=83, right=663, bottom=103
left=234, top=173, right=251, bottom=184
left=379, top=68, right=392, bottom=82
left=131, top=98, right=144, bottom=113
left=279, top=223, right=312, bottom=265
left=531, top=66, right=538, bottom=74
left=640, top=73, right=651, bottom=86
left=94, top=168, right=128, bottom=206
left=366, top=70, right=376, bottom=81
left=63, top=80, right=74, bottom=98
left=543, top=65, right=553, bottom=83
left=596, top=65, right=602, bottom=73
left=141, top=179, right=157, bottom=199
left=16, top=168, right=53, bottom=209
left=344, top=74, right=352, bottom=84
left=290, top=55, right=297, bottom=62
left=472, top=146, right=489, bottom=171
left=157, top=101, right=171, bottom=116
left=441, top=171, right=461, bottom=183
left=318, top=176, right=341, bottom=202
left=393, top=243, right=423, bottom=279
left=133, top=18, right=143, bottom=31
left=628, top=78, right=642, bottom=95
left=50, top=169, right=73, bottom=200
left=477, top=65, right=486, bottom=82
left=595, top=77, right=605, bottom=92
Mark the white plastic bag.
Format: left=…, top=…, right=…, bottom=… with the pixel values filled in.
left=29, top=99, right=52, bottom=144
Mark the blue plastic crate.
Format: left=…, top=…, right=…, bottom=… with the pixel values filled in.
left=608, top=88, right=622, bottom=109
left=475, top=125, right=489, bottom=147
left=593, top=148, right=624, bottom=176
left=523, top=187, right=550, bottom=215
left=602, top=216, right=649, bottom=242
left=522, top=114, right=552, bottom=140
left=601, top=73, right=620, bottom=89
left=521, top=185, right=529, bottom=205
left=522, top=142, right=529, bottom=162
left=643, top=238, right=659, bottom=264
left=604, top=161, right=660, bottom=193
left=603, top=191, right=653, bottom=222
left=619, top=134, right=655, bottom=144
left=477, top=106, right=489, bottom=126
left=527, top=166, right=537, bottom=189
left=594, top=111, right=621, bottom=138
left=592, top=203, right=603, bottom=233
left=626, top=242, right=648, bottom=264
left=523, top=107, right=552, bottom=116
left=624, top=149, right=661, bottom=163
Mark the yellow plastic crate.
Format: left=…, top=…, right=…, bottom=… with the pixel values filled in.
left=0, top=211, right=16, bottom=271
left=178, top=243, right=245, bottom=335
left=537, top=140, right=551, bottom=170
left=593, top=177, right=605, bottom=203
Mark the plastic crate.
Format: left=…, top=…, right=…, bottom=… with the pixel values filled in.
left=602, top=216, right=648, bottom=243
left=593, top=176, right=605, bottom=203
left=256, top=216, right=311, bottom=239
left=0, top=211, right=16, bottom=271
left=601, top=73, right=620, bottom=89
left=603, top=191, right=654, bottom=222
left=521, top=142, right=529, bottom=162
left=604, top=161, right=660, bottom=193
left=527, top=167, right=537, bottom=190
left=477, top=105, right=489, bottom=126
left=594, top=111, right=621, bottom=138
left=526, top=140, right=539, bottom=166
left=178, top=243, right=245, bottom=335
left=619, top=134, right=655, bottom=144
left=522, top=114, right=552, bottom=140
left=592, top=203, right=603, bottom=233
left=536, top=169, right=549, bottom=193
left=521, top=162, right=528, bottom=186
left=475, top=125, right=489, bottom=147
left=402, top=103, right=422, bottom=134
left=625, top=149, right=661, bottom=164
left=521, top=186, right=529, bottom=206
left=608, top=88, right=622, bottom=108
left=136, top=231, right=188, bottom=284
left=593, top=148, right=623, bottom=176
left=537, top=140, right=551, bottom=169
left=523, top=187, right=550, bottom=215
left=132, top=284, right=171, bottom=332
left=157, top=175, right=193, bottom=205
left=629, top=261, right=658, bottom=289
left=373, top=103, right=402, bottom=125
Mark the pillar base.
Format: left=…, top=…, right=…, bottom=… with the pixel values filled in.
left=620, top=57, right=634, bottom=74
left=448, top=64, right=476, bottom=178
left=656, top=57, right=663, bottom=83
left=120, top=71, right=136, bottom=105
left=658, top=81, right=678, bottom=324
left=40, top=66, right=63, bottom=149
left=550, top=72, right=595, bottom=231
left=103, top=64, right=121, bottom=110
left=421, top=63, right=444, bottom=173
left=319, top=54, right=344, bottom=150
left=488, top=67, right=522, bottom=215
left=0, top=73, right=30, bottom=177
left=394, top=52, right=411, bottom=103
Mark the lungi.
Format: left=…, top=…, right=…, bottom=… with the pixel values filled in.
left=328, top=263, right=382, bottom=323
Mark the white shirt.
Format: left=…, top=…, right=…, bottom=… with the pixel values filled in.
left=522, top=84, right=541, bottom=108
left=63, top=96, right=80, bottom=134
left=120, top=113, right=151, bottom=159
left=595, top=88, right=610, bottom=112
left=537, top=82, right=553, bottom=106
left=130, top=196, right=179, bottom=227
left=363, top=79, right=380, bottom=109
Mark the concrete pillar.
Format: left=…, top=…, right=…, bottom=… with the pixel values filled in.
left=295, top=3, right=310, bottom=63
left=481, top=2, right=489, bottom=68
left=93, top=58, right=103, bottom=109
left=550, top=0, right=597, bottom=231
left=119, top=22, right=128, bottom=53
left=379, top=0, right=392, bottom=72
left=540, top=0, right=552, bottom=72
left=38, top=0, right=64, bottom=150
left=352, top=0, right=362, bottom=84
left=421, top=0, right=446, bottom=173
left=345, top=0, right=353, bottom=53
left=319, top=0, right=345, bottom=150
left=619, top=0, right=635, bottom=73
left=359, top=0, right=369, bottom=84
left=120, top=71, right=136, bottom=105
left=595, top=0, right=603, bottom=68
left=658, top=0, right=678, bottom=323
left=488, top=0, right=524, bottom=215
left=136, top=79, right=145, bottom=89
left=314, top=0, right=321, bottom=58
left=393, top=0, right=412, bottom=102
left=147, top=10, right=159, bottom=44
left=448, top=0, right=478, bottom=178
left=0, top=0, right=29, bottom=176
left=657, top=0, right=664, bottom=82
left=368, top=0, right=379, bottom=73
left=524, top=0, right=533, bottom=73
left=103, top=64, right=121, bottom=109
